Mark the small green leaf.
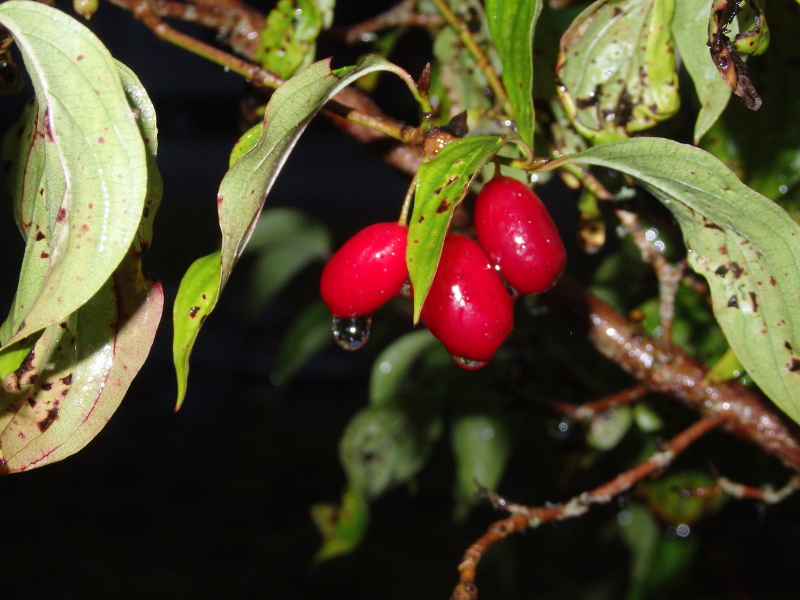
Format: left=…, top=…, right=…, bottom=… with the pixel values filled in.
left=485, top=0, right=541, bottom=148
left=566, top=138, right=800, bottom=425
left=556, top=0, right=680, bottom=143
left=408, top=135, right=506, bottom=321
left=586, top=406, right=633, bottom=451
left=0, top=1, right=147, bottom=346
left=256, top=0, right=323, bottom=79
left=172, top=251, right=222, bottom=410
left=311, top=487, right=369, bottom=563
left=369, top=329, right=438, bottom=407
left=671, top=0, right=731, bottom=143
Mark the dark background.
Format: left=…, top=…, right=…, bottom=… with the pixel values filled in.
left=1, top=2, right=800, bottom=599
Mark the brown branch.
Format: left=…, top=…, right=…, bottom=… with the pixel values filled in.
left=546, top=275, right=800, bottom=473
left=450, top=416, right=725, bottom=600
left=339, top=0, right=444, bottom=45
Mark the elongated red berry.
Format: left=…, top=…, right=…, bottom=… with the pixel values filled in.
left=421, top=233, right=513, bottom=367
left=474, top=176, right=566, bottom=294
left=320, top=222, right=408, bottom=318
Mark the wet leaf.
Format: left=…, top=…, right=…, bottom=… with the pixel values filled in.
left=408, top=135, right=506, bottom=322
left=0, top=1, right=147, bottom=346
left=566, top=138, right=800, bottom=425
left=369, top=329, right=438, bottom=407
left=485, top=0, right=541, bottom=147
left=671, top=0, right=731, bottom=143
left=256, top=0, right=323, bottom=80
left=556, top=0, right=680, bottom=143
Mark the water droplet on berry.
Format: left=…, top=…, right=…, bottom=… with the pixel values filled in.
left=451, top=355, right=487, bottom=370
left=332, top=315, right=371, bottom=351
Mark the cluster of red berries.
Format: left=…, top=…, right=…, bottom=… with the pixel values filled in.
left=319, top=175, right=566, bottom=369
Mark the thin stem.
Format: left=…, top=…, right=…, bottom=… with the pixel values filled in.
left=398, top=173, right=417, bottom=226
left=429, top=0, right=510, bottom=116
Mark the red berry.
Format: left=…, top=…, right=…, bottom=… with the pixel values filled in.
left=474, top=176, right=566, bottom=294
left=320, top=222, right=408, bottom=318
left=421, top=233, right=514, bottom=367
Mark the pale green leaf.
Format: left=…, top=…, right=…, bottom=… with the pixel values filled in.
left=485, top=0, right=541, bottom=148
left=556, top=0, right=680, bottom=143
left=671, top=0, right=731, bottom=143
left=566, top=138, right=800, bottom=425
left=0, top=1, right=147, bottom=346
left=0, top=250, right=163, bottom=473
left=311, top=486, right=369, bottom=563
left=256, top=0, right=322, bottom=79
left=369, top=329, right=438, bottom=407
left=408, top=135, right=506, bottom=321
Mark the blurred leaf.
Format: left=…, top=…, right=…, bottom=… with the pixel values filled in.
left=556, top=0, right=680, bottom=143
left=173, top=251, right=221, bottom=410
left=450, top=397, right=512, bottom=521
left=273, top=300, right=332, bottom=386
left=339, top=402, right=442, bottom=499
left=256, top=0, right=323, bottom=79
left=638, top=470, right=726, bottom=526
left=566, top=137, right=800, bottom=426
left=586, top=406, right=633, bottom=451
left=706, top=347, right=746, bottom=383
left=369, top=329, right=438, bottom=407
left=671, top=0, right=731, bottom=143
left=244, top=208, right=331, bottom=315
left=408, top=135, right=506, bottom=321
left=311, top=487, right=369, bottom=563
left=0, top=1, right=147, bottom=346
left=485, top=0, right=541, bottom=147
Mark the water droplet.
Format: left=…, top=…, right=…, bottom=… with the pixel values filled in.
left=547, top=416, right=575, bottom=441
left=332, top=315, right=371, bottom=351
left=451, top=355, right=487, bottom=370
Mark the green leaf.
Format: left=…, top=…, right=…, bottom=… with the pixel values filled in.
left=243, top=208, right=331, bottom=315
left=0, top=1, right=147, bottom=346
left=485, top=0, right=541, bottom=148
left=556, top=0, right=680, bottom=143
left=369, top=329, right=438, bottom=407
left=311, top=487, right=369, bottom=563
left=174, top=55, right=406, bottom=405
left=450, top=397, right=512, bottom=521
left=585, top=405, right=633, bottom=451
left=671, top=0, right=731, bottom=143
left=566, top=137, right=800, bottom=425
left=339, top=402, right=442, bottom=499
left=408, top=135, right=506, bottom=321
left=172, top=251, right=222, bottom=410
left=256, top=0, right=323, bottom=79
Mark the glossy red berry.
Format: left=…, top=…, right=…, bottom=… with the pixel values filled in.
left=421, top=233, right=514, bottom=368
left=474, top=175, right=566, bottom=294
left=320, top=222, right=408, bottom=318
